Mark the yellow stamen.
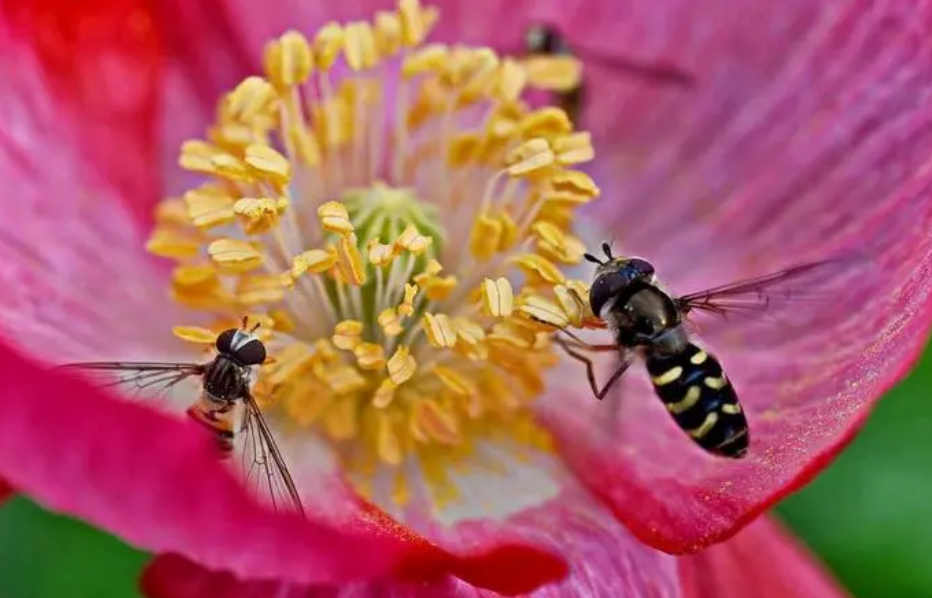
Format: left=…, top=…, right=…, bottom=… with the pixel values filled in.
left=313, top=23, right=344, bottom=69
left=264, top=30, right=314, bottom=89
left=521, top=55, right=583, bottom=92
left=398, top=283, right=418, bottom=316
left=387, top=346, right=417, bottom=385
left=319, top=201, right=355, bottom=233
left=355, top=342, right=387, bottom=370
left=422, top=313, right=457, bottom=348
left=344, top=21, right=379, bottom=71
left=236, top=273, right=291, bottom=305
left=244, top=144, right=291, bottom=185
left=333, top=320, right=364, bottom=350
left=505, top=138, right=555, bottom=176
left=207, top=239, right=264, bottom=273
left=227, top=77, right=277, bottom=120
left=156, top=0, right=605, bottom=514
left=234, top=197, right=284, bottom=235
left=335, top=234, right=367, bottom=285
left=172, top=326, right=217, bottom=345
left=292, top=248, right=337, bottom=277
left=379, top=308, right=405, bottom=336
left=480, top=277, right=514, bottom=317
left=184, top=186, right=236, bottom=229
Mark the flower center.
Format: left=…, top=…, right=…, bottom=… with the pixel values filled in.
left=148, top=0, right=602, bottom=508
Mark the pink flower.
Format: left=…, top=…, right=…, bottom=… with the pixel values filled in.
left=1, top=0, right=929, bottom=597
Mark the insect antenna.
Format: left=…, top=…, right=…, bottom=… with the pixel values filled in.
left=240, top=315, right=263, bottom=333
left=601, top=241, right=614, bottom=260
left=584, top=252, right=603, bottom=264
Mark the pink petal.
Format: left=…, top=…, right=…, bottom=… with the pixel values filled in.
left=678, top=516, right=849, bottom=598
left=0, top=343, right=425, bottom=585
left=0, top=4, right=190, bottom=362
left=534, top=0, right=932, bottom=553
left=143, top=448, right=679, bottom=598
left=141, top=468, right=683, bottom=597
left=1, top=0, right=165, bottom=224
left=151, top=0, right=590, bottom=196
left=0, top=343, right=574, bottom=594
left=142, top=554, right=484, bottom=598
left=356, top=449, right=678, bottom=596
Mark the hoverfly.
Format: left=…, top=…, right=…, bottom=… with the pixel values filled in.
left=522, top=23, right=695, bottom=125
left=553, top=242, right=851, bottom=459
left=58, top=319, right=304, bottom=514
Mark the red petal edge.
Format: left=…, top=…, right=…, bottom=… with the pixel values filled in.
left=140, top=472, right=683, bottom=598
left=0, top=341, right=564, bottom=594
left=0, top=478, right=12, bottom=503
left=1, top=0, right=164, bottom=223
left=678, top=516, right=850, bottom=598
left=141, top=554, right=480, bottom=598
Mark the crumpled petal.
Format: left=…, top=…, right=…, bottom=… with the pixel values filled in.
left=1, top=0, right=164, bottom=224
left=365, top=446, right=679, bottom=596
left=678, top=516, right=849, bottom=598
left=140, top=444, right=683, bottom=598
left=0, top=341, right=573, bottom=593
left=533, top=0, right=932, bottom=554
left=0, top=344, right=431, bottom=586
left=142, top=555, right=482, bottom=598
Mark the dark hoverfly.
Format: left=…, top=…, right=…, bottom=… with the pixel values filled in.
left=554, top=242, right=849, bottom=459
left=58, top=319, right=304, bottom=514
left=522, top=23, right=695, bottom=125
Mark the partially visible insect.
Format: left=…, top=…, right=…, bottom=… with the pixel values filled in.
left=552, top=242, right=850, bottom=459
left=521, top=23, right=695, bottom=125
left=58, top=319, right=304, bottom=514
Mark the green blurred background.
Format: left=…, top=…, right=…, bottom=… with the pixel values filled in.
left=1, top=346, right=930, bottom=598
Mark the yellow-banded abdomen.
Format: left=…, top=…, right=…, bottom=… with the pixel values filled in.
left=645, top=343, right=749, bottom=458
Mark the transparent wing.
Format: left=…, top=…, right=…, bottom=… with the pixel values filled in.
left=676, top=258, right=859, bottom=323
left=581, top=50, right=695, bottom=87
left=57, top=362, right=204, bottom=405
left=239, top=393, right=305, bottom=516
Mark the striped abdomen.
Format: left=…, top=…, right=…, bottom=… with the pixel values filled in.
left=645, top=343, right=748, bottom=458
left=187, top=393, right=239, bottom=457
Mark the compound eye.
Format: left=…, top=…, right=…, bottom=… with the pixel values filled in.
left=628, top=258, right=655, bottom=278
left=215, top=329, right=238, bottom=354
left=234, top=338, right=267, bottom=366
left=589, top=272, right=628, bottom=317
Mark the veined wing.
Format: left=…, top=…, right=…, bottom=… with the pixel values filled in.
left=57, top=362, right=204, bottom=404
left=239, top=391, right=305, bottom=516
left=676, top=259, right=855, bottom=321
left=581, top=50, right=695, bottom=87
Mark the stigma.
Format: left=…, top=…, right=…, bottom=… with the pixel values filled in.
left=148, top=0, right=603, bottom=508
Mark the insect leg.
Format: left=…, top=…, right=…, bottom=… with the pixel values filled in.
left=554, top=335, right=631, bottom=400
left=555, top=328, right=616, bottom=352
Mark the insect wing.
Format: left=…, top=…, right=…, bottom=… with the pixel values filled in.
left=239, top=393, right=305, bottom=516
left=677, top=259, right=854, bottom=318
left=57, top=362, right=204, bottom=405
left=583, top=50, right=695, bottom=87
